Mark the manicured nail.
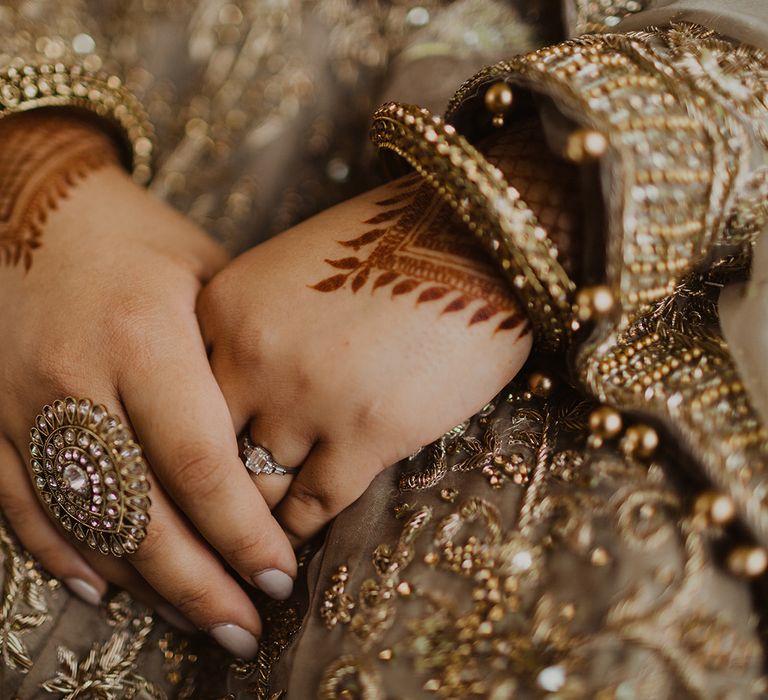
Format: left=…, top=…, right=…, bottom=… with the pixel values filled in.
left=64, top=577, right=102, bottom=606
left=210, top=624, right=259, bottom=659
left=252, top=569, right=293, bottom=600
left=156, top=604, right=196, bottom=633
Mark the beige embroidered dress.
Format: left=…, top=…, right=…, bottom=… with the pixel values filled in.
left=1, top=1, right=768, bottom=698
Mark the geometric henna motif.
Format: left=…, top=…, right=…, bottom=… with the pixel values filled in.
left=311, top=176, right=527, bottom=332
left=29, top=397, right=150, bottom=557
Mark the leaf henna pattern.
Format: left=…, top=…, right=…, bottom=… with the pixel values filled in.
left=311, top=177, right=527, bottom=333
left=0, top=112, right=119, bottom=271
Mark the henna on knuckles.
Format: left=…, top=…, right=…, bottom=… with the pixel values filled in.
left=0, top=111, right=120, bottom=270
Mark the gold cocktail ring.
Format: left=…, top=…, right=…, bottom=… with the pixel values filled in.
left=29, top=397, right=151, bottom=557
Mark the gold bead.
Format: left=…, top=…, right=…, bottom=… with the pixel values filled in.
left=575, top=285, right=615, bottom=321
left=528, top=372, right=554, bottom=397
left=588, top=406, right=623, bottom=439
left=727, top=546, right=768, bottom=578
left=694, top=491, right=736, bottom=526
left=621, top=424, right=659, bottom=459
left=484, top=82, right=513, bottom=127
left=564, top=128, right=608, bottom=162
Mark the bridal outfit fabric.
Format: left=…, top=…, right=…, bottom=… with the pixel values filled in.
left=1, top=1, right=768, bottom=697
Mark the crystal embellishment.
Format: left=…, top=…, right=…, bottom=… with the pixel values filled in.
left=62, top=463, right=89, bottom=497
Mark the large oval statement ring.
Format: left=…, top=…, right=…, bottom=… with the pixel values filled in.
left=28, top=397, right=151, bottom=557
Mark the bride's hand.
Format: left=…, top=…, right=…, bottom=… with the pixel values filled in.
left=198, top=118, right=578, bottom=545
left=0, top=111, right=295, bottom=658
left=198, top=181, right=537, bottom=543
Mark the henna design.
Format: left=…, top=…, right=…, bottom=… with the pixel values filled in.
left=311, top=176, right=528, bottom=332
left=312, top=118, right=580, bottom=331
left=0, top=112, right=119, bottom=270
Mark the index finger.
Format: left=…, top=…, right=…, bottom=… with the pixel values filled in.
left=118, top=321, right=297, bottom=600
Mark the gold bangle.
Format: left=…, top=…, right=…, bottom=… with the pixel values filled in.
left=370, top=101, right=575, bottom=352
left=0, top=60, right=154, bottom=185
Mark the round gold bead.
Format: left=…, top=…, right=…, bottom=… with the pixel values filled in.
left=528, top=372, right=555, bottom=398
left=575, top=285, right=615, bottom=321
left=727, top=546, right=768, bottom=578
left=484, top=82, right=513, bottom=113
left=588, top=406, right=623, bottom=439
left=694, top=491, right=736, bottom=526
left=621, top=424, right=659, bottom=459
left=565, top=128, right=608, bottom=162
left=484, top=82, right=513, bottom=127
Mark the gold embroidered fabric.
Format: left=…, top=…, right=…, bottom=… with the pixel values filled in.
left=2, top=1, right=768, bottom=698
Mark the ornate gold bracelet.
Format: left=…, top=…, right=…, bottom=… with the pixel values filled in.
left=370, top=102, right=575, bottom=352
left=0, top=60, right=153, bottom=184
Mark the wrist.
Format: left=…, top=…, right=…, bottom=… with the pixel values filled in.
left=0, top=110, right=121, bottom=271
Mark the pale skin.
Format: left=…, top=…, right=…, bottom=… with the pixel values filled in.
left=0, top=110, right=577, bottom=658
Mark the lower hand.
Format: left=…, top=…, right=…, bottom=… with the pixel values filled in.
left=198, top=175, right=532, bottom=543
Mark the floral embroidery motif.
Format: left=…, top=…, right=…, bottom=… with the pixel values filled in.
left=41, top=593, right=164, bottom=700
left=0, top=520, right=54, bottom=675
left=318, top=376, right=764, bottom=697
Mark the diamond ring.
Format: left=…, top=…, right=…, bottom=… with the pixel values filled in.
left=240, top=436, right=299, bottom=476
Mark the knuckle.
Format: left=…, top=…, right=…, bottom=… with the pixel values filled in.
left=171, top=445, right=227, bottom=502
left=220, top=531, right=271, bottom=568
left=172, top=583, right=218, bottom=620
left=34, top=339, right=83, bottom=392
left=104, top=295, right=156, bottom=350
left=289, top=480, right=338, bottom=517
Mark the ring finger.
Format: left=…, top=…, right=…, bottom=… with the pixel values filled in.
left=245, top=414, right=311, bottom=508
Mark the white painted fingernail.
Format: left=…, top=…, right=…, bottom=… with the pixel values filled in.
left=156, top=604, right=196, bottom=633
left=210, top=624, right=259, bottom=659
left=64, top=577, right=102, bottom=606
left=252, top=569, right=293, bottom=600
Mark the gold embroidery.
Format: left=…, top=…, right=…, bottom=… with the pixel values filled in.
left=41, top=593, right=164, bottom=699
left=318, top=375, right=763, bottom=696
left=0, top=517, right=56, bottom=677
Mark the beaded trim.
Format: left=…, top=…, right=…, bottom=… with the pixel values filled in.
left=444, top=30, right=753, bottom=327
left=0, top=60, right=153, bottom=184
left=442, top=25, right=768, bottom=548
left=370, top=102, right=575, bottom=352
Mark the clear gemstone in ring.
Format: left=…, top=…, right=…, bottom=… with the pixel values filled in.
left=241, top=437, right=299, bottom=476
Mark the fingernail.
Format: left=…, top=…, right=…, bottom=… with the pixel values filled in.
left=252, top=569, right=294, bottom=600
left=210, top=624, right=259, bottom=659
left=156, top=604, right=196, bottom=633
left=64, top=577, right=102, bottom=606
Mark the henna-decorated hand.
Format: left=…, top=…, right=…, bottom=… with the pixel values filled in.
left=0, top=111, right=297, bottom=658
left=198, top=118, right=578, bottom=545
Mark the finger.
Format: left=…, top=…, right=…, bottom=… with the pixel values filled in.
left=275, top=441, right=382, bottom=545
left=127, top=476, right=262, bottom=656
left=75, top=545, right=196, bottom=633
left=119, top=326, right=297, bottom=602
left=0, top=436, right=107, bottom=605
left=247, top=415, right=312, bottom=508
